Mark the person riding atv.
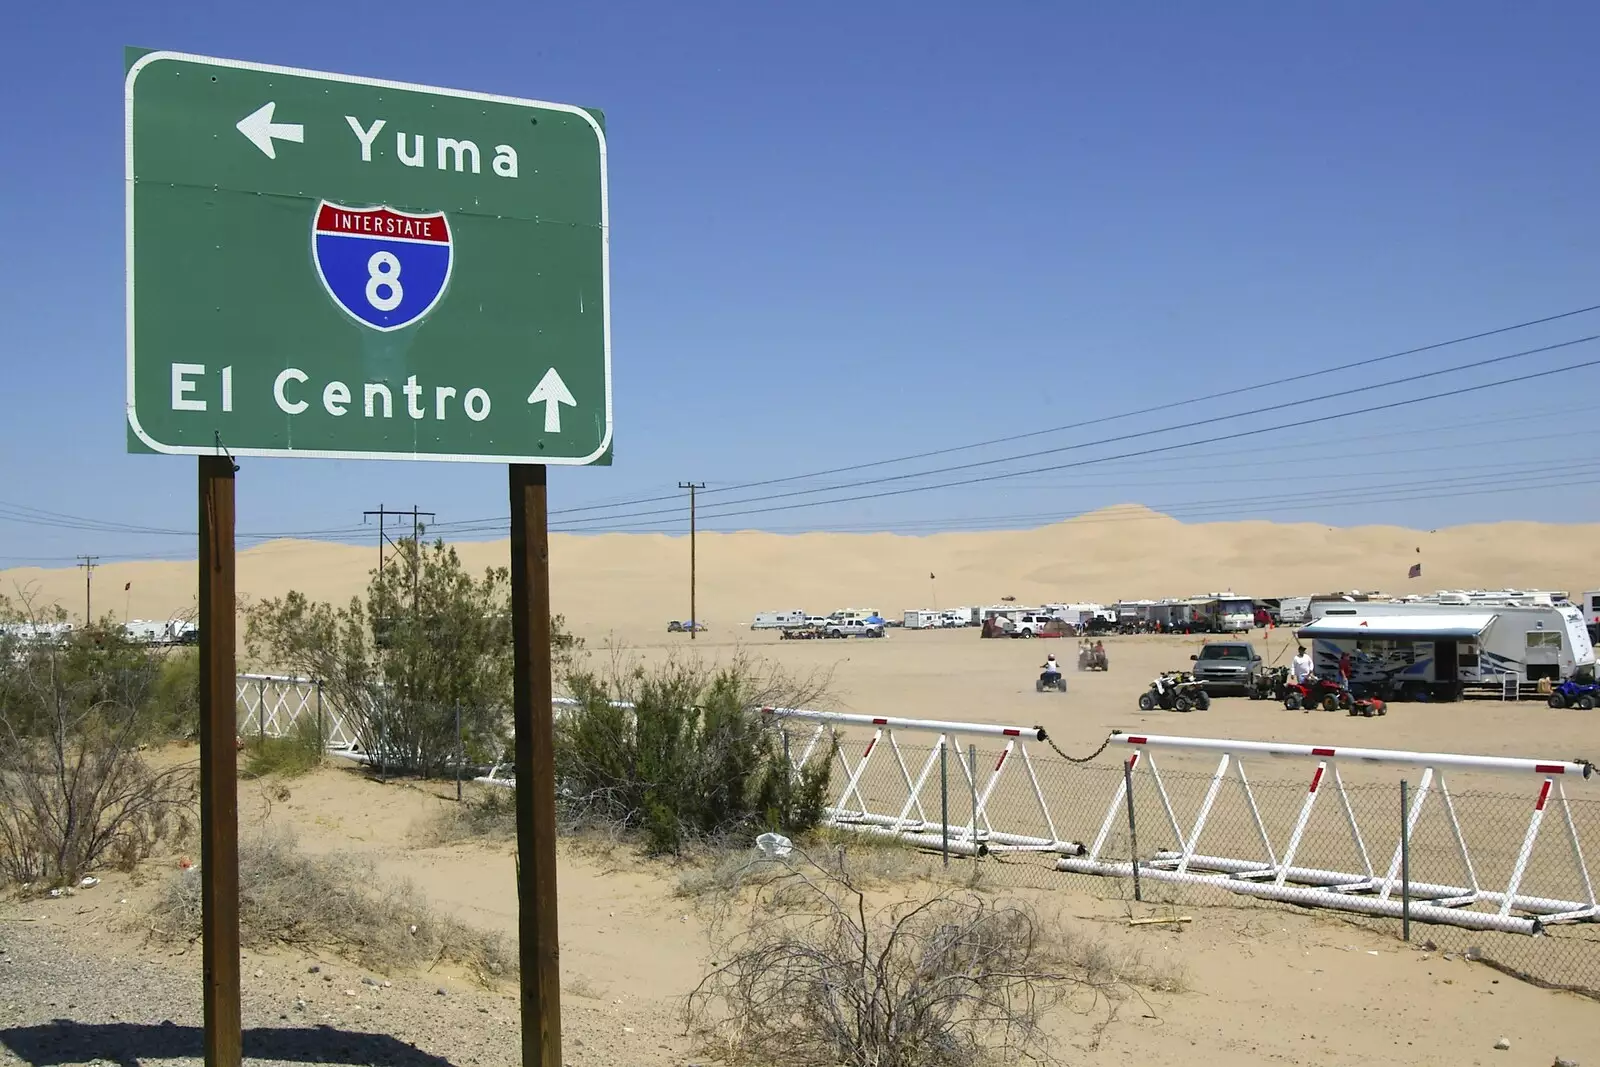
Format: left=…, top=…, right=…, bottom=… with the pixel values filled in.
left=1077, top=639, right=1109, bottom=671
left=1036, top=654, right=1068, bottom=692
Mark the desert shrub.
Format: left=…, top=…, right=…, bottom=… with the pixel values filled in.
left=151, top=830, right=513, bottom=984
left=0, top=600, right=197, bottom=888
left=241, top=713, right=325, bottom=779
left=556, top=655, right=834, bottom=853
left=688, top=847, right=1180, bottom=1067
left=421, top=785, right=519, bottom=845
left=141, top=649, right=199, bottom=742
left=246, top=537, right=582, bottom=778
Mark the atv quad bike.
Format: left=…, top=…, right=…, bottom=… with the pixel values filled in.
left=1548, top=677, right=1600, bottom=710
left=1248, top=665, right=1290, bottom=701
left=1036, top=670, right=1069, bottom=692
left=1077, top=640, right=1109, bottom=672
left=1138, top=670, right=1211, bottom=712
left=1284, top=675, right=1353, bottom=712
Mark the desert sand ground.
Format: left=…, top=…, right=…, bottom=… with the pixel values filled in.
left=3, top=753, right=1595, bottom=1067
left=4, top=509, right=1600, bottom=1065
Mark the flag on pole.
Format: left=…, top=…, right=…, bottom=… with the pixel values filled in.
left=124, top=582, right=132, bottom=591
left=1408, top=563, right=1422, bottom=579
left=929, top=572, right=936, bottom=580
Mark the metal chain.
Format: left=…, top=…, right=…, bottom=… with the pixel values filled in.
left=1043, top=732, right=1114, bottom=764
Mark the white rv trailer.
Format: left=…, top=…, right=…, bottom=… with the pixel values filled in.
left=1042, top=603, right=1103, bottom=628
left=1276, top=596, right=1312, bottom=625
left=123, top=619, right=169, bottom=643
left=1299, top=596, right=1595, bottom=699
left=1583, top=590, right=1600, bottom=626
left=752, top=610, right=809, bottom=630
left=903, top=610, right=943, bottom=630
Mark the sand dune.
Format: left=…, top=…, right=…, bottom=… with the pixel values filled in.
left=5, top=505, right=1596, bottom=639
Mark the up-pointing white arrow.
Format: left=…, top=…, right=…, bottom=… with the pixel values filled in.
left=236, top=102, right=305, bottom=159
left=527, top=368, right=577, bottom=433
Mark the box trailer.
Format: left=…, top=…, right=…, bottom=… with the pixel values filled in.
left=1299, top=599, right=1595, bottom=699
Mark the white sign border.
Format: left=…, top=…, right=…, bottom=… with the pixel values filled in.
left=124, top=49, right=613, bottom=466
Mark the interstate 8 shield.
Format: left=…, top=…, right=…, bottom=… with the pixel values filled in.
left=312, top=202, right=453, bottom=332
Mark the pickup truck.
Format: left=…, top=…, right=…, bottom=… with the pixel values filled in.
left=825, top=619, right=885, bottom=639
left=1188, top=640, right=1262, bottom=695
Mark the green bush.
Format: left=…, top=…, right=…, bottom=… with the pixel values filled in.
left=556, top=657, right=834, bottom=854
left=241, top=714, right=324, bottom=779
left=141, top=649, right=199, bottom=742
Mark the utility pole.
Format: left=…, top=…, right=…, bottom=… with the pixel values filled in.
left=76, top=555, right=99, bottom=622
left=678, top=482, right=705, bottom=639
left=362, top=504, right=435, bottom=599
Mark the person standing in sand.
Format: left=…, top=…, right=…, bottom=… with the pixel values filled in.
left=1292, top=645, right=1314, bottom=685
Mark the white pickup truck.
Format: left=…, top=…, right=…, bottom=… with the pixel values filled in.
left=825, top=618, right=885, bottom=639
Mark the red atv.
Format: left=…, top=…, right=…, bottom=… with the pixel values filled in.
left=1284, top=675, right=1353, bottom=712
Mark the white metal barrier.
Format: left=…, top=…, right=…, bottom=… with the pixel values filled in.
left=235, top=674, right=358, bottom=750
left=759, top=708, right=1079, bottom=859
left=1057, top=732, right=1598, bottom=935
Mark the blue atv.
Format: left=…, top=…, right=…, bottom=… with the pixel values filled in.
left=1548, top=678, right=1599, bottom=710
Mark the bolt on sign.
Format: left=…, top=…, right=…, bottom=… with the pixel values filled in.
left=124, top=48, right=611, bottom=464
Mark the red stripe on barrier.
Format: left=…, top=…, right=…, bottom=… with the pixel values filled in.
left=1128, top=751, right=1140, bottom=769
left=995, top=750, right=1008, bottom=772
left=1308, top=766, right=1325, bottom=793
left=1536, top=764, right=1566, bottom=774
left=872, top=718, right=888, bottom=725
left=1536, top=779, right=1553, bottom=811
left=1312, top=747, right=1336, bottom=757
left=863, top=737, right=877, bottom=758
left=1128, top=736, right=1148, bottom=745
left=1003, top=728, right=1020, bottom=736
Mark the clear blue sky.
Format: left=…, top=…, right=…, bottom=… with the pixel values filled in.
left=4, top=1, right=1599, bottom=565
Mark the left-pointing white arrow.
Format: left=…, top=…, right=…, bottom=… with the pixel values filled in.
left=527, top=368, right=577, bottom=433
left=236, top=102, right=305, bottom=160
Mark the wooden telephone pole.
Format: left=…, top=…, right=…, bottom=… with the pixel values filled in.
left=76, top=555, right=99, bottom=622
left=678, top=482, right=705, bottom=639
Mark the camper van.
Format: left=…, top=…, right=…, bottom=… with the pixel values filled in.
left=1299, top=595, right=1595, bottom=700
left=752, top=610, right=808, bottom=630
left=1191, top=594, right=1256, bottom=633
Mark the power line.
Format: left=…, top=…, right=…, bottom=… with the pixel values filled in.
left=547, top=334, right=1600, bottom=529
left=615, top=349, right=1600, bottom=527
left=557, top=452, right=1600, bottom=533
left=678, top=301, right=1600, bottom=501
left=419, top=301, right=1600, bottom=529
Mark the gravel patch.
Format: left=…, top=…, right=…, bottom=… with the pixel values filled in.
left=0, top=908, right=688, bottom=1067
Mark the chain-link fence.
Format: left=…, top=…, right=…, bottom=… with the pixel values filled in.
left=809, top=728, right=1600, bottom=999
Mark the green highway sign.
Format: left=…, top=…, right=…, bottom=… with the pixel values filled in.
left=124, top=49, right=611, bottom=464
